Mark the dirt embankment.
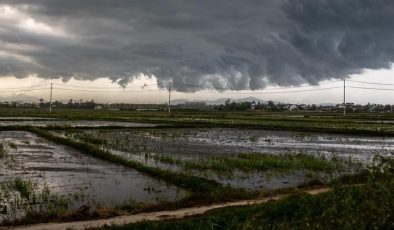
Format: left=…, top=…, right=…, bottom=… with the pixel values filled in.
left=9, top=188, right=330, bottom=230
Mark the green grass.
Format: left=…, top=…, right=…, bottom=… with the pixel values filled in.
left=0, top=177, right=70, bottom=225
left=91, top=157, right=394, bottom=230
left=153, top=153, right=354, bottom=175
left=13, top=177, right=35, bottom=199
left=2, top=108, right=394, bottom=136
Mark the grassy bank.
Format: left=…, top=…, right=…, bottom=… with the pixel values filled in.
left=92, top=157, right=394, bottom=230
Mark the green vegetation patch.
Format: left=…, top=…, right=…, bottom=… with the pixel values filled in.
left=0, top=177, right=69, bottom=225
left=154, top=153, right=354, bottom=175
left=92, top=157, right=394, bottom=230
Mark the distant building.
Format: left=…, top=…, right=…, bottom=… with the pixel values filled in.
left=288, top=104, right=298, bottom=111
left=250, top=101, right=257, bottom=110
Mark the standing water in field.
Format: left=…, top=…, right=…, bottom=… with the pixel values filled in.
left=57, top=128, right=392, bottom=190
left=0, top=131, right=185, bottom=223
left=71, top=128, right=394, bottom=160
left=0, top=119, right=160, bottom=128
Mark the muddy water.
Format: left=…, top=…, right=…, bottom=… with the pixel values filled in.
left=108, top=149, right=317, bottom=190
left=84, top=128, right=394, bottom=161
left=0, top=117, right=56, bottom=120
left=65, top=128, right=394, bottom=190
left=0, top=131, right=185, bottom=215
left=0, top=120, right=159, bottom=127
left=187, top=129, right=394, bottom=161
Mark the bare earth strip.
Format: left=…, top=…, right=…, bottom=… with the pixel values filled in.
left=9, top=188, right=330, bottom=230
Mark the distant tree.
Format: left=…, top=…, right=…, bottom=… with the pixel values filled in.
left=39, top=98, right=44, bottom=109
left=267, top=100, right=277, bottom=111
left=311, top=104, right=317, bottom=111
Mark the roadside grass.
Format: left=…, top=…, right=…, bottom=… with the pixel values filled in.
left=91, top=157, right=394, bottom=230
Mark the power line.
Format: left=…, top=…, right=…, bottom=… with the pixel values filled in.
left=348, top=86, right=394, bottom=91
left=53, top=87, right=165, bottom=93
left=0, top=83, right=50, bottom=90
left=53, top=83, right=158, bottom=89
left=0, top=88, right=50, bottom=93
left=347, top=80, right=394, bottom=86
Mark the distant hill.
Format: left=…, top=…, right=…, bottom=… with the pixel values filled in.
left=171, top=99, right=190, bottom=104
left=171, top=97, right=267, bottom=105
left=0, top=94, right=41, bottom=103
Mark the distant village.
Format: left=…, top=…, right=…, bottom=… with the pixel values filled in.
left=0, top=98, right=393, bottom=113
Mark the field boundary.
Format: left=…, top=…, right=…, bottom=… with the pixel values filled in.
left=10, top=187, right=330, bottom=230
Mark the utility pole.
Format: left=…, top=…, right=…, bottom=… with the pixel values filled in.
left=343, top=79, right=346, bottom=117
left=168, top=82, right=171, bottom=117
left=49, top=83, right=53, bottom=113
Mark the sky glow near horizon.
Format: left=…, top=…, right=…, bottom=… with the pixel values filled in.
left=1, top=67, right=394, bottom=104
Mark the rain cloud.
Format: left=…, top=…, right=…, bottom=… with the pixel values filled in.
left=0, top=0, right=393, bottom=91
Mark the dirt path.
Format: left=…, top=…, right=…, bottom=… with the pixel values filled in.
left=9, top=188, right=330, bottom=230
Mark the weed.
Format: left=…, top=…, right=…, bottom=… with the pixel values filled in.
left=13, top=177, right=35, bottom=200
left=0, top=143, right=7, bottom=159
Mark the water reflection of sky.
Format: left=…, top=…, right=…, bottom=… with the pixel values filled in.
left=0, top=131, right=185, bottom=211
left=0, top=120, right=159, bottom=127
left=86, top=128, right=394, bottom=161
left=76, top=128, right=394, bottom=190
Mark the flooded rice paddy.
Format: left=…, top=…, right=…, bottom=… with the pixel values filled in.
left=2, top=124, right=393, bottom=223
left=0, top=117, right=56, bottom=120
left=0, top=120, right=159, bottom=127
left=0, top=131, right=185, bottom=223
left=56, top=128, right=394, bottom=190
left=67, top=128, right=394, bottom=160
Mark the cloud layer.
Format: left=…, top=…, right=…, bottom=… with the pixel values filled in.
left=0, top=0, right=393, bottom=91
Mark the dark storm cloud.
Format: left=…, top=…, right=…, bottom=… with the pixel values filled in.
left=0, top=0, right=393, bottom=91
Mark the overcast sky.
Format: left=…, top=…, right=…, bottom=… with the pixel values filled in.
left=1, top=0, right=394, bottom=104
